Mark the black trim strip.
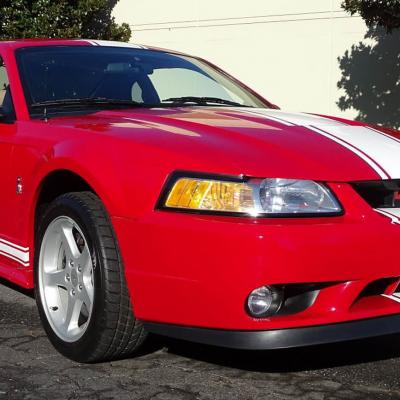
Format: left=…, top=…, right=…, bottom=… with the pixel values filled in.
left=143, top=314, right=400, bottom=350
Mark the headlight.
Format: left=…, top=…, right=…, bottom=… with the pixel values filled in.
left=259, top=178, right=341, bottom=214
left=158, top=172, right=343, bottom=217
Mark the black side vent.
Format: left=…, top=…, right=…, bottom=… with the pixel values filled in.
left=352, top=180, right=400, bottom=208
left=352, top=278, right=399, bottom=307
left=276, top=283, right=333, bottom=317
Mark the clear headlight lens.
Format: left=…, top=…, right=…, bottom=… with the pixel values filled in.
left=259, top=178, right=342, bottom=214
left=161, top=174, right=342, bottom=216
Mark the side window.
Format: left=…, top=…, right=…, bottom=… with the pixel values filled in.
left=131, top=82, right=143, bottom=103
left=0, top=57, right=15, bottom=121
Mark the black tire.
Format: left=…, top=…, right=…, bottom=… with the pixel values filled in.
left=34, top=191, right=147, bottom=362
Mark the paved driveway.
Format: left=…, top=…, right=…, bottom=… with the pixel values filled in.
left=1, top=279, right=400, bottom=400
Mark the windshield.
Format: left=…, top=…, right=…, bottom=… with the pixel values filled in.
left=16, top=45, right=269, bottom=116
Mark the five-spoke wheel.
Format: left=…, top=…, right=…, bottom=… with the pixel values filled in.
left=38, top=216, right=94, bottom=342
left=35, top=192, right=146, bottom=362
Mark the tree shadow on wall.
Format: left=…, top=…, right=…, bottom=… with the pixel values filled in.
left=337, top=27, right=400, bottom=129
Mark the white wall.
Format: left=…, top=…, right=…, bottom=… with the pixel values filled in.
left=113, top=0, right=368, bottom=120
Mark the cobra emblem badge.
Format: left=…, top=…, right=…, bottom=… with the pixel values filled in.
left=16, top=177, right=23, bottom=195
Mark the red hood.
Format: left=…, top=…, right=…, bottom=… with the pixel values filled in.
left=45, top=107, right=399, bottom=182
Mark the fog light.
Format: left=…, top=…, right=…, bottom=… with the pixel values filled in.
left=246, top=286, right=283, bottom=318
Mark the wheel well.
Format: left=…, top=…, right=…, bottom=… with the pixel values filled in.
left=35, top=170, right=94, bottom=226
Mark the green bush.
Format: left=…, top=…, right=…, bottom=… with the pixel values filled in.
left=0, top=0, right=131, bottom=41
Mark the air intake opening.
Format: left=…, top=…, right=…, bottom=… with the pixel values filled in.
left=354, top=277, right=399, bottom=304
left=352, top=180, right=400, bottom=208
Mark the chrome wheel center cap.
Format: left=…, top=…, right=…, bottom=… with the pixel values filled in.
left=71, top=269, right=79, bottom=287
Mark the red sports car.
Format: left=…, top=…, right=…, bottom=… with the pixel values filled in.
left=1, top=39, right=400, bottom=362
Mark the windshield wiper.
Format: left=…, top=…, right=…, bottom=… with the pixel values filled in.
left=162, top=96, right=251, bottom=107
left=31, top=97, right=145, bottom=109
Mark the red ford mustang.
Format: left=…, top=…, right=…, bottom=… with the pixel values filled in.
left=1, top=39, right=400, bottom=362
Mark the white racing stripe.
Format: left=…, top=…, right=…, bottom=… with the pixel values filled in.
left=375, top=208, right=400, bottom=225
left=311, top=124, right=400, bottom=179
left=244, top=109, right=400, bottom=179
left=244, top=109, right=295, bottom=126
left=85, top=40, right=99, bottom=46
left=307, top=125, right=389, bottom=179
left=382, top=294, right=400, bottom=304
left=0, top=238, right=29, bottom=252
left=0, top=238, right=30, bottom=267
left=243, top=109, right=343, bottom=127
left=86, top=40, right=146, bottom=49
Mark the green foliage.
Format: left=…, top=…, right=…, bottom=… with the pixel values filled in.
left=0, top=0, right=131, bottom=41
left=342, top=0, right=400, bottom=32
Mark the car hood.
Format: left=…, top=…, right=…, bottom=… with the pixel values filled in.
left=47, top=107, right=400, bottom=182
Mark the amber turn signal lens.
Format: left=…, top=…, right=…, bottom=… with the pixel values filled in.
left=165, top=178, right=255, bottom=213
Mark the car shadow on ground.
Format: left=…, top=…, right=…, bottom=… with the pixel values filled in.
left=159, top=333, right=400, bottom=373
left=0, top=278, right=34, bottom=298
left=3, top=277, right=400, bottom=373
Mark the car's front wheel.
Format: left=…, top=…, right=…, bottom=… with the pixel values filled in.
left=35, top=191, right=146, bottom=362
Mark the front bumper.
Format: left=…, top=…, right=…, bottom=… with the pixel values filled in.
left=113, top=182, right=400, bottom=332
left=144, top=314, right=400, bottom=350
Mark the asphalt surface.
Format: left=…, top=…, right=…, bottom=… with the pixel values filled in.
left=1, top=280, right=400, bottom=400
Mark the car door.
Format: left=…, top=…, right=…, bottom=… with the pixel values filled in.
left=0, top=55, right=24, bottom=268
